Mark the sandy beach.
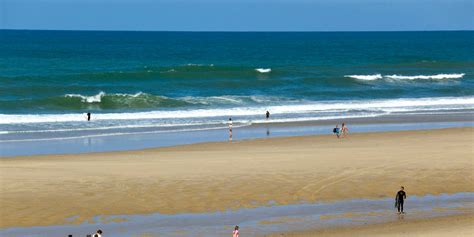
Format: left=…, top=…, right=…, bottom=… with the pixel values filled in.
left=1, top=127, right=473, bottom=233
left=268, top=214, right=474, bottom=237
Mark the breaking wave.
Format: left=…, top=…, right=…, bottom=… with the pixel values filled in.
left=344, top=74, right=382, bottom=80
left=255, top=68, right=272, bottom=73
left=345, top=73, right=465, bottom=81
left=2, top=96, right=472, bottom=124
left=385, top=73, right=465, bottom=80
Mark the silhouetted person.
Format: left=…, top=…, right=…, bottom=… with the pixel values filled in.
left=395, top=186, right=407, bottom=214
left=266, top=110, right=270, bottom=120
left=228, top=118, right=233, bottom=141
left=87, top=112, right=91, bottom=121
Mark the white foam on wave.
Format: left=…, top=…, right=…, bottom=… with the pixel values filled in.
left=1, top=121, right=223, bottom=134
left=344, top=74, right=382, bottom=80
left=65, top=91, right=105, bottom=103
left=345, top=73, right=465, bottom=81
left=255, top=68, right=271, bottom=73
left=181, top=95, right=286, bottom=105
left=2, top=96, right=473, bottom=124
left=64, top=91, right=148, bottom=103
left=185, top=63, right=214, bottom=67
left=385, top=73, right=465, bottom=80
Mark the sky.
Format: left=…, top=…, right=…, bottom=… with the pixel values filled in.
left=1, top=0, right=473, bottom=31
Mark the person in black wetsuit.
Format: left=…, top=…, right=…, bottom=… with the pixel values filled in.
left=395, top=186, right=407, bottom=214
left=86, top=112, right=91, bottom=121
left=266, top=110, right=270, bottom=120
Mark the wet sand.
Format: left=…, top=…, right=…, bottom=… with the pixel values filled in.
left=1, top=127, right=473, bottom=229
left=270, top=214, right=474, bottom=237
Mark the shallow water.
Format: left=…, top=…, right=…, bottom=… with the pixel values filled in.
left=1, top=192, right=473, bottom=237
left=1, top=118, right=473, bottom=157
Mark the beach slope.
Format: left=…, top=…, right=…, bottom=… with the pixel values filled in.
left=0, top=127, right=473, bottom=228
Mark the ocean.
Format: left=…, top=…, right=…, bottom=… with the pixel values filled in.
left=1, top=30, right=473, bottom=155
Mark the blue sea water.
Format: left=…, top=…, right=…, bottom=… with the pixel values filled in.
left=0, top=30, right=473, bottom=144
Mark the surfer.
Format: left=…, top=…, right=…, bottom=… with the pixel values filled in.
left=395, top=186, right=407, bottom=214
left=266, top=110, right=270, bottom=120
left=86, top=112, right=91, bottom=121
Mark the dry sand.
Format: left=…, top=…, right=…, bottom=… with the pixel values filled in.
left=1, top=128, right=473, bottom=229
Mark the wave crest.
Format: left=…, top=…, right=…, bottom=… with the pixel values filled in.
left=255, top=68, right=272, bottom=73
left=344, top=74, right=382, bottom=80
left=345, top=73, right=465, bottom=81
left=385, top=73, right=465, bottom=80
left=2, top=96, right=473, bottom=124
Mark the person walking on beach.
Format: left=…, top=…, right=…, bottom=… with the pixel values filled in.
left=228, top=118, right=233, bottom=141
left=395, top=186, right=407, bottom=214
left=341, top=123, right=349, bottom=138
left=233, top=226, right=239, bottom=237
left=266, top=110, right=270, bottom=120
left=333, top=124, right=340, bottom=138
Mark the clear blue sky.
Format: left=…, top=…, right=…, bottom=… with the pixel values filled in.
left=1, top=0, right=473, bottom=31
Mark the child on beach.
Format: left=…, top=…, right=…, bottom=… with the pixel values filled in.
left=233, top=226, right=239, bottom=237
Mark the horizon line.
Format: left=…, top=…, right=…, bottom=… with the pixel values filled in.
left=1, top=28, right=473, bottom=33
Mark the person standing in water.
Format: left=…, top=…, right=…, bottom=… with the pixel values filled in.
left=266, top=110, right=270, bottom=120
left=395, top=186, right=407, bottom=214
left=232, top=226, right=239, bottom=237
left=86, top=112, right=91, bottom=121
left=228, top=118, right=233, bottom=141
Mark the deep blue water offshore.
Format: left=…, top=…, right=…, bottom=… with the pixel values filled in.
left=0, top=30, right=473, bottom=144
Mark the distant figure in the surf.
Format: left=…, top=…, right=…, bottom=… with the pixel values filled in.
left=266, top=110, right=270, bottom=120
left=228, top=118, right=233, bottom=141
left=395, top=186, right=407, bottom=214
left=86, top=112, right=91, bottom=121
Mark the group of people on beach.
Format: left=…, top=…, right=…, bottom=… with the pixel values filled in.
left=333, top=123, right=349, bottom=138
left=229, top=187, right=406, bottom=236
left=229, top=111, right=353, bottom=141
left=69, top=229, right=102, bottom=237
left=74, top=190, right=405, bottom=236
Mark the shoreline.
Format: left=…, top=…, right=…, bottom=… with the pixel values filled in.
left=1, top=127, right=473, bottom=230
left=2, top=111, right=473, bottom=157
